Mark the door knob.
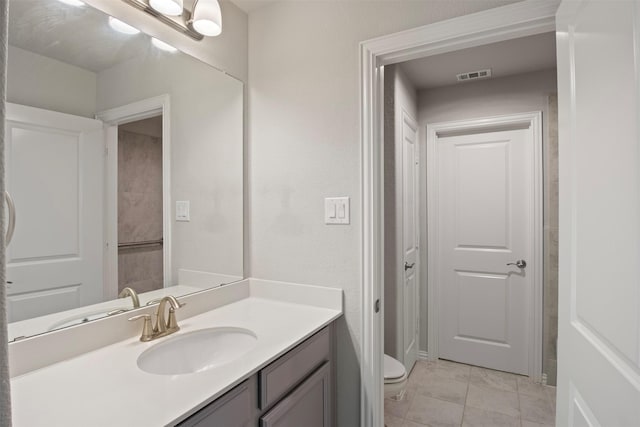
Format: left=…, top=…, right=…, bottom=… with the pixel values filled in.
left=506, top=260, right=527, bottom=269
left=404, top=262, right=415, bottom=271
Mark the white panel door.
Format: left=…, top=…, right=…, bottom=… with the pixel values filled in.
left=402, top=113, right=419, bottom=373
left=5, top=104, right=104, bottom=323
left=437, top=127, right=532, bottom=375
left=555, top=1, right=640, bottom=425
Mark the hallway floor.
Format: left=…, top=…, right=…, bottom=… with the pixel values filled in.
left=385, top=359, right=557, bottom=427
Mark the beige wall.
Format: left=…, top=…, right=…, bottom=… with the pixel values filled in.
left=416, top=68, right=559, bottom=384
left=7, top=46, right=96, bottom=117
left=247, top=1, right=520, bottom=424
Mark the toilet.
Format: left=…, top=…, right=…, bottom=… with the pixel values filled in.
left=383, top=354, right=407, bottom=400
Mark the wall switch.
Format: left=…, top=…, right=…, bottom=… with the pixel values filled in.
left=176, top=201, right=190, bottom=221
left=325, top=197, right=350, bottom=224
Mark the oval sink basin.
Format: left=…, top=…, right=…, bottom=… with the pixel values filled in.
left=137, top=327, right=258, bottom=375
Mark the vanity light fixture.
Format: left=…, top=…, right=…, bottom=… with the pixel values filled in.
left=57, top=0, right=85, bottom=6
left=122, top=0, right=222, bottom=40
left=190, top=0, right=222, bottom=37
left=108, top=17, right=141, bottom=35
left=151, top=37, right=178, bottom=52
left=149, top=0, right=183, bottom=16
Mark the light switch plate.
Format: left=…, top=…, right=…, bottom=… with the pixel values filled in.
left=176, top=201, right=190, bottom=221
left=325, top=197, right=350, bottom=224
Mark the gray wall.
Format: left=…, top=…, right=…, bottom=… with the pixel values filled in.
left=247, top=1, right=519, bottom=425
left=416, top=68, right=559, bottom=384
left=384, top=64, right=418, bottom=364
left=7, top=46, right=96, bottom=117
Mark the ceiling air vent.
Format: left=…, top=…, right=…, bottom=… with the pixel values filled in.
left=456, top=69, right=492, bottom=82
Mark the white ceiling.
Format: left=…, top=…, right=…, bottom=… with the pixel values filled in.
left=399, top=32, right=557, bottom=90
left=9, top=0, right=153, bottom=73
left=230, top=0, right=278, bottom=13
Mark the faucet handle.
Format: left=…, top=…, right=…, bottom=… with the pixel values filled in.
left=167, top=308, right=180, bottom=332
left=106, top=308, right=128, bottom=316
left=166, top=300, right=186, bottom=331
left=128, top=314, right=154, bottom=342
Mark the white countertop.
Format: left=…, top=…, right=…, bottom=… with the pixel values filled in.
left=9, top=279, right=342, bottom=427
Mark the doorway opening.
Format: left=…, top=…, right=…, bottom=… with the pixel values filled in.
left=361, top=2, right=561, bottom=426
left=97, top=94, right=172, bottom=301
left=116, top=115, right=164, bottom=295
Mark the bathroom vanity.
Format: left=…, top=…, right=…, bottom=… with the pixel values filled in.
left=9, top=279, right=342, bottom=426
left=179, top=325, right=334, bottom=427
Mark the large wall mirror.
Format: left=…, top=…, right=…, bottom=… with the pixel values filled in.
left=6, top=0, right=244, bottom=341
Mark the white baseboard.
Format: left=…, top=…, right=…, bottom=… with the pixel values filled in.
left=418, top=351, right=429, bottom=360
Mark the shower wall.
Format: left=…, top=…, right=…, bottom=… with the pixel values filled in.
left=118, top=117, right=163, bottom=294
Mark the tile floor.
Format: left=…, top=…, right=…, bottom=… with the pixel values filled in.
left=385, top=359, right=556, bottom=427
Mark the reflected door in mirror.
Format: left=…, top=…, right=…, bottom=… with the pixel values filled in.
left=5, top=104, right=105, bottom=322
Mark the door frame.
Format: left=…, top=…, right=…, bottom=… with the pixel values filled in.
left=425, top=112, right=543, bottom=379
left=358, top=1, right=558, bottom=425
left=96, top=94, right=172, bottom=300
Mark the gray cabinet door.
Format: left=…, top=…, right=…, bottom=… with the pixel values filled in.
left=260, top=362, right=331, bottom=427
left=178, top=380, right=253, bottom=427
left=259, top=326, right=330, bottom=410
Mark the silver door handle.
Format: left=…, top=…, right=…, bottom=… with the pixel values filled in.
left=404, top=262, right=415, bottom=271
left=5, top=191, right=15, bottom=246
left=507, top=260, right=527, bottom=269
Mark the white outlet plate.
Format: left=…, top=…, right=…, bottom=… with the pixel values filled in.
left=325, top=197, right=350, bottom=225
left=176, top=201, right=190, bottom=221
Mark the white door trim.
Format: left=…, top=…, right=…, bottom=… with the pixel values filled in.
left=426, top=112, right=543, bottom=381
left=359, top=1, right=558, bottom=425
left=96, top=94, right=172, bottom=299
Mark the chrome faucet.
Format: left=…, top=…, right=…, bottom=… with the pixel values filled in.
left=118, top=287, right=141, bottom=309
left=128, top=296, right=185, bottom=342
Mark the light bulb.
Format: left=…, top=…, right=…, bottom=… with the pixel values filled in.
left=149, top=0, right=184, bottom=16
left=151, top=37, right=178, bottom=52
left=192, top=0, right=222, bottom=37
left=108, top=17, right=140, bottom=35
left=57, top=0, right=85, bottom=6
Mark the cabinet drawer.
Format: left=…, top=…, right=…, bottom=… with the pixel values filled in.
left=178, top=380, right=252, bottom=427
left=260, top=362, right=331, bottom=427
left=259, top=327, right=330, bottom=410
